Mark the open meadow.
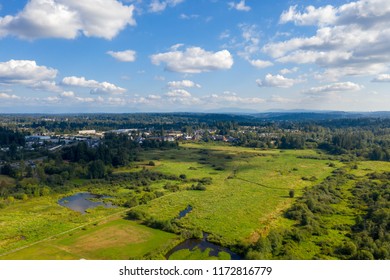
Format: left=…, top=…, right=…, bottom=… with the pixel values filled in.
left=1, top=143, right=389, bottom=260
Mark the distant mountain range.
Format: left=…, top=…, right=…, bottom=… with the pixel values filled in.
left=250, top=111, right=390, bottom=121
left=200, top=108, right=390, bottom=121
left=1, top=110, right=390, bottom=122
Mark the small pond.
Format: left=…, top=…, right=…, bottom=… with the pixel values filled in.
left=58, top=192, right=114, bottom=214
left=178, top=205, right=193, bottom=219
left=166, top=233, right=241, bottom=260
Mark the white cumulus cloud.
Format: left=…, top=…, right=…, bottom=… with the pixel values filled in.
left=264, top=0, right=390, bottom=79
left=256, top=74, right=302, bottom=88
left=372, top=74, right=390, bottom=82
left=280, top=5, right=337, bottom=26
left=249, top=59, right=273, bottom=69
left=151, top=46, right=234, bottom=73
left=0, top=60, right=58, bottom=87
left=60, top=91, right=75, bottom=98
left=302, top=82, right=363, bottom=95
left=204, top=92, right=264, bottom=105
left=0, top=93, right=20, bottom=99
left=107, top=50, right=136, bottom=62
left=74, top=96, right=95, bottom=103
left=62, top=76, right=126, bottom=95
left=167, top=80, right=201, bottom=88
left=149, top=0, right=184, bottom=13
left=165, top=89, right=191, bottom=97
left=0, top=0, right=136, bottom=40
left=228, top=1, right=251, bottom=12
left=280, top=67, right=299, bottom=75
left=30, top=81, right=62, bottom=92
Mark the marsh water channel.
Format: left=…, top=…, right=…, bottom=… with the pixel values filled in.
left=165, top=233, right=241, bottom=260
left=58, top=192, right=114, bottom=214
left=166, top=205, right=241, bottom=260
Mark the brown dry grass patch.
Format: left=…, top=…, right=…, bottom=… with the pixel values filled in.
left=69, top=224, right=151, bottom=252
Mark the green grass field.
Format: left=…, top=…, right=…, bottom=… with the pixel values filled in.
left=1, top=143, right=389, bottom=259
left=0, top=194, right=123, bottom=256
left=1, top=216, right=178, bottom=260
left=133, top=143, right=336, bottom=245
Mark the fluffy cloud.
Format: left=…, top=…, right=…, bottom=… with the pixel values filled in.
left=151, top=46, right=233, bottom=73
left=263, top=0, right=390, bottom=79
left=62, top=76, right=126, bottom=95
left=167, top=80, right=201, bottom=88
left=74, top=96, right=95, bottom=103
left=147, top=94, right=161, bottom=100
left=57, top=90, right=104, bottom=103
left=316, top=64, right=388, bottom=82
left=277, top=50, right=353, bottom=65
left=237, top=24, right=260, bottom=59
left=0, top=60, right=58, bottom=87
left=128, top=94, right=162, bottom=105
left=0, top=0, right=136, bottom=40
left=249, top=59, right=273, bottom=69
left=30, top=81, right=61, bottom=92
left=280, top=67, right=298, bottom=75
left=280, top=1, right=390, bottom=27
left=164, top=89, right=201, bottom=106
left=280, top=5, right=337, bottom=26
left=0, top=93, right=20, bottom=99
left=149, top=0, right=184, bottom=13
left=149, top=0, right=167, bottom=13
left=372, top=74, right=390, bottom=82
left=256, top=74, right=302, bottom=88
left=204, top=92, right=264, bottom=105
left=302, top=82, right=363, bottom=95
left=107, top=97, right=126, bottom=105
left=107, top=50, right=136, bottom=62
left=43, top=96, right=61, bottom=103
left=60, top=91, right=75, bottom=98
left=223, top=24, right=268, bottom=68
left=165, top=89, right=191, bottom=97
left=228, top=1, right=251, bottom=12
left=179, top=14, right=199, bottom=20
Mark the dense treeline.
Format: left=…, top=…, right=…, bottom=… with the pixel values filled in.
left=1, top=113, right=390, bottom=162
left=0, top=132, right=178, bottom=200
left=349, top=174, right=390, bottom=259
left=0, top=127, right=25, bottom=147
left=61, top=134, right=177, bottom=169
left=61, top=133, right=139, bottom=167
left=0, top=127, right=26, bottom=161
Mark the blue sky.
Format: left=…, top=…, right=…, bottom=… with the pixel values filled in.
left=0, top=0, right=389, bottom=113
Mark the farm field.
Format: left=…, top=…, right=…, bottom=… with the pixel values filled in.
left=1, top=143, right=389, bottom=259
